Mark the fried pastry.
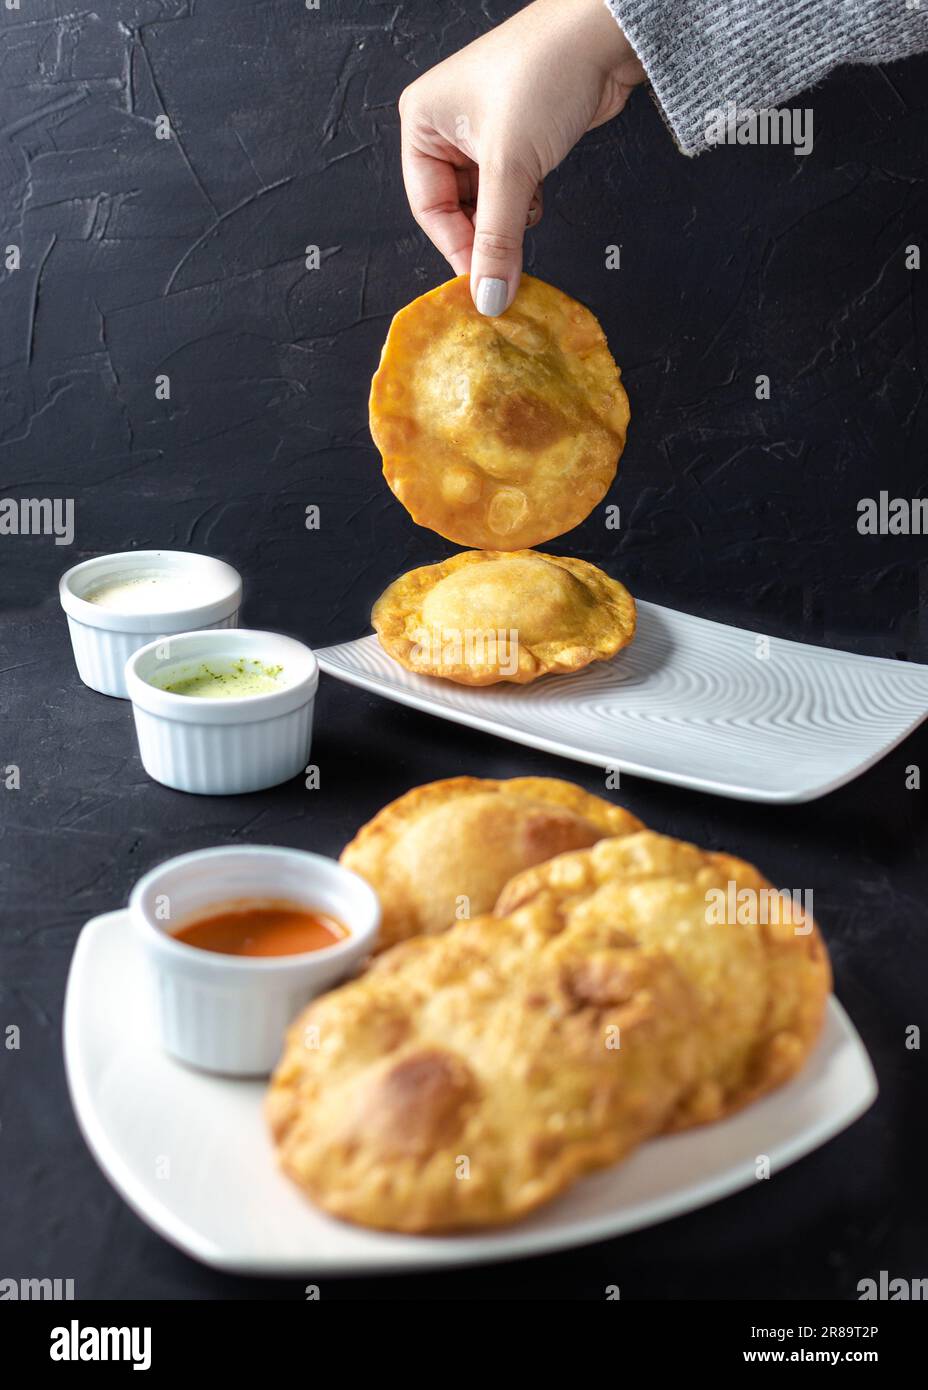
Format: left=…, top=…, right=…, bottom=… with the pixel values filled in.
left=369, top=275, right=630, bottom=549
left=371, top=549, right=636, bottom=685
left=340, top=776, right=643, bottom=951
left=267, top=906, right=700, bottom=1232
left=496, top=831, right=832, bottom=1129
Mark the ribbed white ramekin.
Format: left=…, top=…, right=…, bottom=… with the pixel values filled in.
left=124, top=628, right=318, bottom=795
left=59, top=550, right=242, bottom=698
left=129, top=845, right=381, bottom=1075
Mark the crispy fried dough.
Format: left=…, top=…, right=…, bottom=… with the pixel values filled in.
left=339, top=776, right=643, bottom=951
left=371, top=549, right=636, bottom=685
left=267, top=906, right=700, bottom=1232
left=369, top=275, right=629, bottom=549
left=496, top=831, right=831, bottom=1128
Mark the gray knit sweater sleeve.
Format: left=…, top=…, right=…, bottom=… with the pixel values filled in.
left=605, top=0, right=928, bottom=155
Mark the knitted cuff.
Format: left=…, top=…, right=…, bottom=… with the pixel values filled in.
left=604, top=0, right=928, bottom=155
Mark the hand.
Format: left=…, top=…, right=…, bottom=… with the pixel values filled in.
left=399, top=0, right=645, bottom=315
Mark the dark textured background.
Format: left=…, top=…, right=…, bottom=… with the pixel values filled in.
left=1, top=1, right=926, bottom=1300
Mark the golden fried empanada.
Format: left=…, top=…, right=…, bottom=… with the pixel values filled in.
left=496, top=831, right=832, bottom=1129
left=369, top=275, right=630, bottom=549
left=371, top=549, right=636, bottom=685
left=340, top=776, right=642, bottom=951
left=267, top=906, right=700, bottom=1232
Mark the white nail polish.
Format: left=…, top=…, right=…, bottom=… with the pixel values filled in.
left=475, top=277, right=508, bottom=317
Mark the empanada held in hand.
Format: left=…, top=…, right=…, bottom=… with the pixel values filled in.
left=369, top=275, right=629, bottom=549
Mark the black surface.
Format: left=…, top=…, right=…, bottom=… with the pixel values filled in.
left=1, top=2, right=926, bottom=1300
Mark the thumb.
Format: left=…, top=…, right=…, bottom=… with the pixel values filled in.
left=470, top=156, right=537, bottom=316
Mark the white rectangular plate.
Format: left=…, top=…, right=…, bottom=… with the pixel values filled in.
left=316, top=602, right=928, bottom=803
left=64, top=910, right=877, bottom=1276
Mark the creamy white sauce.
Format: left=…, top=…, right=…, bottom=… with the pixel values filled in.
left=83, top=571, right=205, bottom=613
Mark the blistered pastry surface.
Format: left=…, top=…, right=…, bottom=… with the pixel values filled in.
left=497, top=831, right=832, bottom=1129
left=369, top=275, right=630, bottom=549
left=371, top=549, right=636, bottom=686
left=339, top=775, right=643, bottom=949
left=267, top=894, right=697, bottom=1232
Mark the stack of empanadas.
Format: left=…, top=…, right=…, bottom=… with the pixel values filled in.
left=366, top=275, right=635, bottom=686
left=268, top=778, right=831, bottom=1232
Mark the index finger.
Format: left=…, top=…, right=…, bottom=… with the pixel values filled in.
left=401, top=133, right=475, bottom=276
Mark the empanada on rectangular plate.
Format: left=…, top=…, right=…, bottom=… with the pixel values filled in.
left=372, top=549, right=636, bottom=685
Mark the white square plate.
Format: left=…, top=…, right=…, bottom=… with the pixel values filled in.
left=64, top=910, right=877, bottom=1276
left=316, top=602, right=928, bottom=803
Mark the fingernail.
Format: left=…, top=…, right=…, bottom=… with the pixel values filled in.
left=475, top=277, right=508, bottom=317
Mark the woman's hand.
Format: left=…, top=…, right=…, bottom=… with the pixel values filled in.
left=399, top=0, right=645, bottom=315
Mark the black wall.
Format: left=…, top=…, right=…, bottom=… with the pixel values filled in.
left=2, top=1, right=926, bottom=655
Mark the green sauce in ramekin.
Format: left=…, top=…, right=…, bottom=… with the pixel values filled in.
left=158, top=658, right=284, bottom=699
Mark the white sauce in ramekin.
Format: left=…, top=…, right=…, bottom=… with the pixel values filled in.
left=84, top=571, right=211, bottom=613
left=59, top=551, right=243, bottom=698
